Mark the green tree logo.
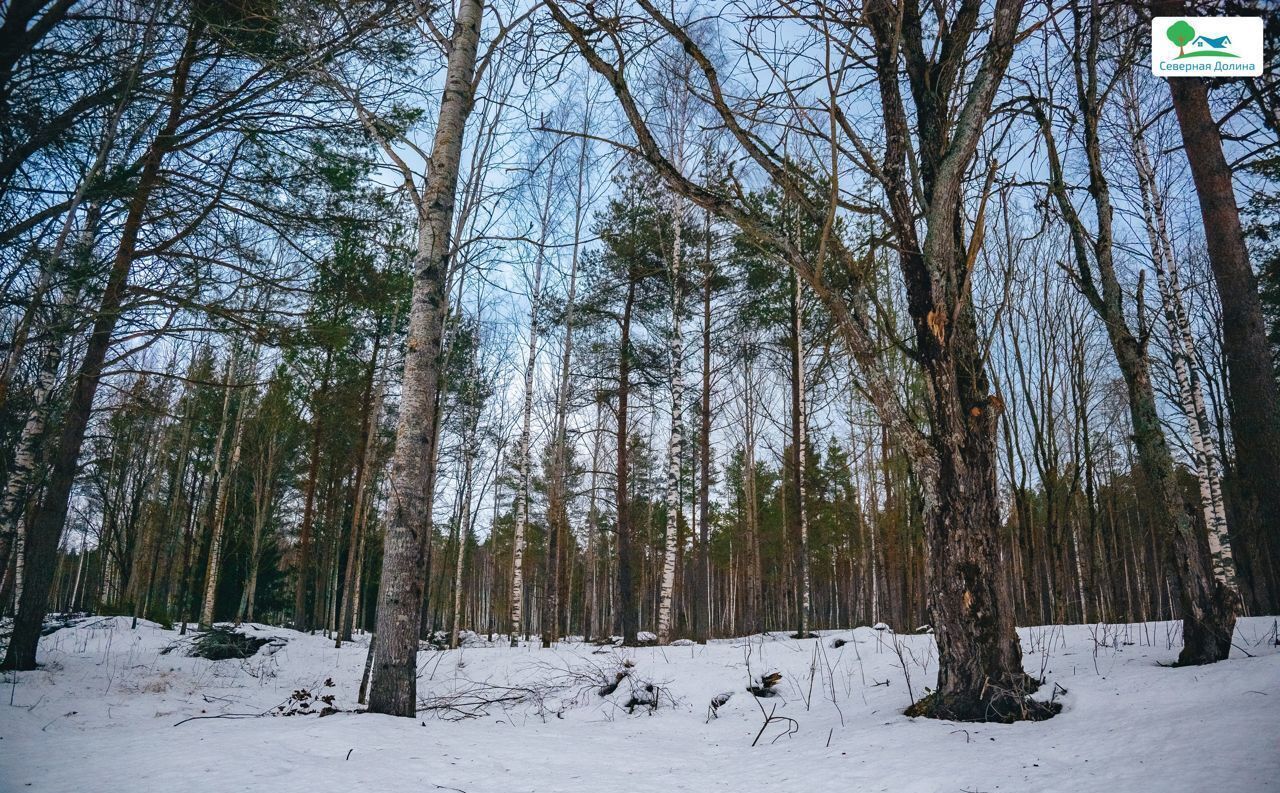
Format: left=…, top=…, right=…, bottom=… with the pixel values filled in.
left=1167, top=20, right=1196, bottom=57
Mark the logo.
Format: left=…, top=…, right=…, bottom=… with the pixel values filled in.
left=1153, top=17, right=1263, bottom=77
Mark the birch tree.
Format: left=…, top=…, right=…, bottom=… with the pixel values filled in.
left=1122, top=76, right=1237, bottom=594
left=1032, top=1, right=1235, bottom=664
left=510, top=156, right=555, bottom=647
left=656, top=183, right=687, bottom=645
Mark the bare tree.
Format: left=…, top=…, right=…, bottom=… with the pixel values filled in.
left=548, top=0, right=1039, bottom=719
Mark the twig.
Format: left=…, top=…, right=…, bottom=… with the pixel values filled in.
left=172, top=712, right=261, bottom=727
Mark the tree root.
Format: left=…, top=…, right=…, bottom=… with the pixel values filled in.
left=905, top=674, right=1061, bottom=723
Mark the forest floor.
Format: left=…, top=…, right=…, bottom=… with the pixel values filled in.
left=1, top=616, right=1277, bottom=793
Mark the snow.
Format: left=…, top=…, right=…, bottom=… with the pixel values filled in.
left=2, top=616, right=1278, bottom=792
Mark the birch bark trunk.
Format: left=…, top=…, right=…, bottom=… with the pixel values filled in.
left=657, top=191, right=685, bottom=644
left=789, top=269, right=811, bottom=637
left=510, top=167, right=552, bottom=647
left=1124, top=84, right=1238, bottom=595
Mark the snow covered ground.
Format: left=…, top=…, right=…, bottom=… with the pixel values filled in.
left=1, top=616, right=1277, bottom=793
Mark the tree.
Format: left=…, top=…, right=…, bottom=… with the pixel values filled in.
left=1033, top=1, right=1236, bottom=664
left=2, top=19, right=204, bottom=671
left=548, top=0, right=1040, bottom=719
left=1155, top=0, right=1280, bottom=615
left=360, top=0, right=486, bottom=717
left=578, top=167, right=670, bottom=644
left=1166, top=20, right=1195, bottom=57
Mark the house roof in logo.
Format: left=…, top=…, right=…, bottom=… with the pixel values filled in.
left=1193, top=35, right=1231, bottom=48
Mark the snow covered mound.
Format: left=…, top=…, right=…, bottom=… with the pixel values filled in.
left=1, top=617, right=1277, bottom=792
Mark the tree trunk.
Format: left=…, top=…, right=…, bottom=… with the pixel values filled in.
left=789, top=269, right=811, bottom=638
left=1157, top=0, right=1280, bottom=614
left=742, top=351, right=763, bottom=633
left=367, top=0, right=483, bottom=717
left=545, top=124, right=587, bottom=645
left=1, top=22, right=201, bottom=670
left=509, top=256, right=544, bottom=647
left=294, top=348, right=331, bottom=631
left=696, top=207, right=713, bottom=644
left=448, top=436, right=474, bottom=649
left=657, top=192, right=685, bottom=645
left=865, top=0, right=1029, bottom=718
left=200, top=345, right=251, bottom=629
left=338, top=342, right=382, bottom=647
left=239, top=436, right=275, bottom=626
left=616, top=274, right=638, bottom=645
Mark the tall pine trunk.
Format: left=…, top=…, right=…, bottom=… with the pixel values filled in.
left=616, top=275, right=639, bottom=645
left=2, top=23, right=201, bottom=670
left=695, top=207, right=713, bottom=644
left=294, top=348, right=331, bottom=631
left=337, top=342, right=382, bottom=647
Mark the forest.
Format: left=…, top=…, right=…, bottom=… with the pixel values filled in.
left=1, top=0, right=1278, bottom=790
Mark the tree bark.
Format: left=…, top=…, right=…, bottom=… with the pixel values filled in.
left=366, top=0, right=484, bottom=717
left=1, top=22, right=201, bottom=670
left=696, top=206, right=713, bottom=644
left=657, top=191, right=685, bottom=645
left=616, top=274, right=638, bottom=645
left=1156, top=0, right=1280, bottom=616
